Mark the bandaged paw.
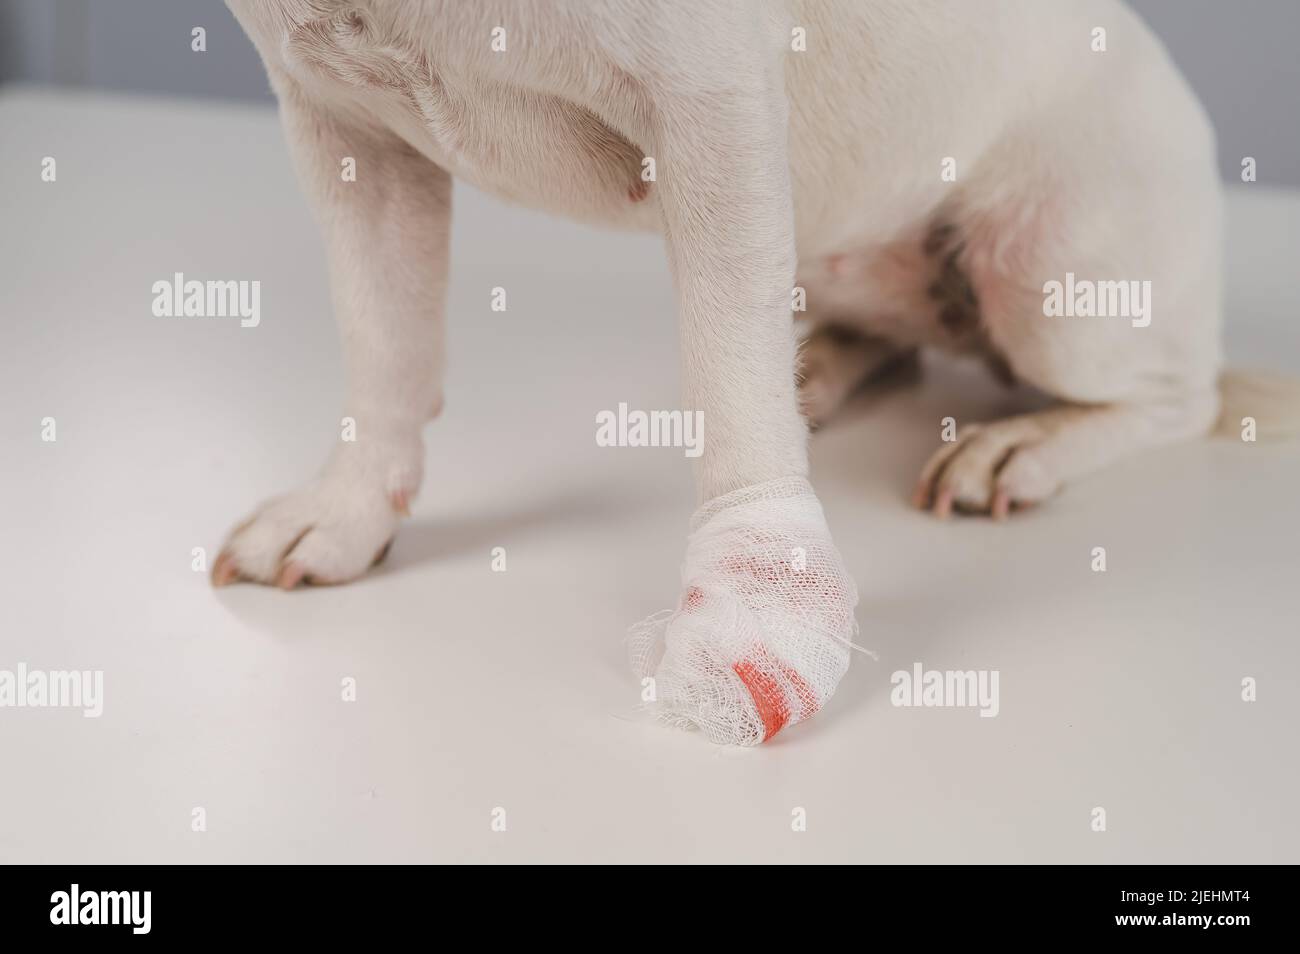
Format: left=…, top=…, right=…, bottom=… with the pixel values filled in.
left=628, top=477, right=860, bottom=745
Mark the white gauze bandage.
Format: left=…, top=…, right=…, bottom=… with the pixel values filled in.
left=628, top=476, right=860, bottom=745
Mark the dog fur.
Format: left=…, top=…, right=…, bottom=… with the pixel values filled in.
left=215, top=0, right=1228, bottom=583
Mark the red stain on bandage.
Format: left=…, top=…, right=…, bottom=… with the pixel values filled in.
left=733, top=658, right=790, bottom=742
left=733, top=646, right=822, bottom=742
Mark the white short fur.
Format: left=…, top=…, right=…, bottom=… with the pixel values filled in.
left=214, top=0, right=1276, bottom=735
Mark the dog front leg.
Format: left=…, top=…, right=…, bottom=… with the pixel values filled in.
left=214, top=80, right=450, bottom=588
left=628, top=86, right=861, bottom=744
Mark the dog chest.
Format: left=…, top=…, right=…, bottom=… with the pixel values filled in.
left=275, top=7, right=653, bottom=227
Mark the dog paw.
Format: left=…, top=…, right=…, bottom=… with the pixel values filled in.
left=628, top=477, right=859, bottom=745
left=798, top=329, right=859, bottom=429
left=213, top=438, right=422, bottom=588
left=798, top=325, right=918, bottom=429
left=913, top=415, right=1063, bottom=520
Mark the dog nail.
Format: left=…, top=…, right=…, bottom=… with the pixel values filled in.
left=212, top=554, right=238, bottom=587
left=277, top=563, right=306, bottom=590
left=934, top=488, right=954, bottom=519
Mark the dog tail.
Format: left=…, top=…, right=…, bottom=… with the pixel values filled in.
left=1214, top=368, right=1300, bottom=440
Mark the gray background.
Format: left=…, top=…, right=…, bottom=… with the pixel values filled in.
left=1, top=0, right=1297, bottom=186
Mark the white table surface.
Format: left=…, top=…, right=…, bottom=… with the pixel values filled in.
left=1, top=87, right=1297, bottom=863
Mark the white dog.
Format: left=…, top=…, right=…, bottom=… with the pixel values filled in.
left=216, top=0, right=1287, bottom=744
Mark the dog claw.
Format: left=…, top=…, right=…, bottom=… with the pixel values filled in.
left=933, top=487, right=955, bottom=520
left=212, top=552, right=240, bottom=587
left=390, top=490, right=411, bottom=517
left=277, top=562, right=307, bottom=590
